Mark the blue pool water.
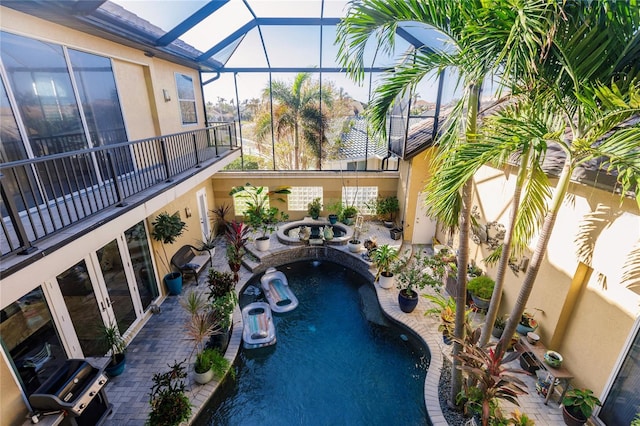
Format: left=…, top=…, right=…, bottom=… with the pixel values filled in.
left=194, top=260, right=430, bottom=426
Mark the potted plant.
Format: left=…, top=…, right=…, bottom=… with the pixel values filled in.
left=369, top=196, right=400, bottom=227
left=193, top=348, right=216, bottom=384
left=206, top=269, right=235, bottom=300
left=186, top=312, right=218, bottom=384
left=99, top=321, right=127, bottom=377
left=423, top=293, right=458, bottom=344
left=196, top=230, right=217, bottom=263
left=325, top=200, right=342, bottom=224
left=516, top=311, right=539, bottom=335
left=341, top=205, right=358, bottom=225
left=371, top=244, right=399, bottom=289
left=151, top=211, right=188, bottom=295
left=208, top=292, right=236, bottom=351
left=307, top=197, right=322, bottom=220
left=492, top=315, right=508, bottom=339
left=562, top=388, right=602, bottom=426
left=468, top=275, right=496, bottom=311
left=347, top=215, right=364, bottom=253
left=210, top=203, right=231, bottom=236
left=394, top=251, right=443, bottom=313
left=225, top=221, right=249, bottom=283
left=230, top=183, right=290, bottom=251
left=147, top=360, right=192, bottom=426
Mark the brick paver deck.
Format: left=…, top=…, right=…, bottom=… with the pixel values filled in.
left=104, top=220, right=566, bottom=425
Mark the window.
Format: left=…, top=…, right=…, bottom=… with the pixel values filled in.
left=0, top=288, right=66, bottom=395
left=342, top=186, right=377, bottom=214
left=288, top=187, right=323, bottom=211
left=233, top=186, right=268, bottom=216
left=175, top=73, right=197, bottom=125
left=598, top=325, right=640, bottom=425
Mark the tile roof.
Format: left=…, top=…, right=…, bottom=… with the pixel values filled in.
left=337, top=116, right=388, bottom=160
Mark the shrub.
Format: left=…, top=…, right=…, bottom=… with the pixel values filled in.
left=468, top=275, right=495, bottom=300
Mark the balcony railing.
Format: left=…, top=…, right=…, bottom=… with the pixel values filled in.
left=0, top=123, right=238, bottom=257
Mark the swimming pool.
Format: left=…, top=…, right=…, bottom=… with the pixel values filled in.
left=193, top=260, right=431, bottom=426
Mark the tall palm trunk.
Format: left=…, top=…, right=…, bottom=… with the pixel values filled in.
left=497, top=157, right=574, bottom=353
left=450, top=83, right=481, bottom=404
left=479, top=146, right=531, bottom=347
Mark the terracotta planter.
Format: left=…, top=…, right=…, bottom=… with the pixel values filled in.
left=398, top=289, right=419, bottom=313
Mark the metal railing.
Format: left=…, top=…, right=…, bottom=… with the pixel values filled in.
left=0, top=123, right=237, bottom=257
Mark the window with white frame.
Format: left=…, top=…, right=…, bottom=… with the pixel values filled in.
left=288, top=187, right=323, bottom=211
left=342, top=186, right=377, bottom=214
left=232, top=186, right=268, bottom=216
left=175, top=73, right=197, bottom=125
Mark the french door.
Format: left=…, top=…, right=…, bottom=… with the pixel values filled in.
left=55, top=226, right=158, bottom=357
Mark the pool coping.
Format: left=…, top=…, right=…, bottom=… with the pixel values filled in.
left=185, top=230, right=447, bottom=425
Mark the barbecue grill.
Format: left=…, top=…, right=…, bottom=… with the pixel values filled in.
left=29, top=359, right=111, bottom=425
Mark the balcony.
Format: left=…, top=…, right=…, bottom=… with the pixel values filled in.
left=0, top=123, right=238, bottom=267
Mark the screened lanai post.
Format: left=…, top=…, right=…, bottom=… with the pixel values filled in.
left=0, top=173, right=38, bottom=255
left=269, top=73, right=276, bottom=170
left=233, top=72, right=244, bottom=170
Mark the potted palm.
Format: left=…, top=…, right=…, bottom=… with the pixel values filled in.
left=99, top=321, right=127, bottom=377
left=562, top=388, right=602, bottom=426
left=151, top=211, right=188, bottom=295
left=230, top=183, right=290, bottom=251
left=394, top=251, right=443, bottom=313
left=307, top=197, right=322, bottom=220
left=196, top=230, right=217, bottom=263
left=147, top=360, right=192, bottom=426
left=370, top=244, right=399, bottom=289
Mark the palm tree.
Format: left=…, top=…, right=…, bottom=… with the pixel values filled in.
left=491, top=1, right=640, bottom=352
left=255, top=73, right=333, bottom=170
left=337, top=0, right=557, bottom=406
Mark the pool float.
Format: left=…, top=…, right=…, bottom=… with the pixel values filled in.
left=260, top=267, right=299, bottom=313
left=242, top=302, right=276, bottom=349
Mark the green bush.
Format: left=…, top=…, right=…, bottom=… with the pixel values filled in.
left=468, top=275, right=495, bottom=300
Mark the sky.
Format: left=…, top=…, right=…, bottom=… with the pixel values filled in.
left=112, top=1, right=463, bottom=106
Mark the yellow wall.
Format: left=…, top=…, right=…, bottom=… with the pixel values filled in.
left=211, top=172, right=400, bottom=221
left=0, top=357, right=27, bottom=426
left=470, top=164, right=639, bottom=394
left=0, top=7, right=206, bottom=140
left=403, top=149, right=437, bottom=242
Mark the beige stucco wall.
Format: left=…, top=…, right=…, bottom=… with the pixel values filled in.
left=0, top=7, right=206, bottom=141
left=211, top=172, right=400, bottom=222
left=0, top=356, right=27, bottom=426
left=469, top=164, right=640, bottom=394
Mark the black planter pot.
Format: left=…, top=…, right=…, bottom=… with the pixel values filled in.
left=398, top=289, right=419, bottom=313
left=492, top=326, right=505, bottom=339
left=562, top=406, right=587, bottom=426
left=390, top=228, right=403, bottom=240
left=209, top=328, right=232, bottom=353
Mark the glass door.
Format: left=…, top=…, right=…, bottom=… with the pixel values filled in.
left=124, top=221, right=159, bottom=312
left=56, top=261, right=107, bottom=356
left=94, top=239, right=138, bottom=335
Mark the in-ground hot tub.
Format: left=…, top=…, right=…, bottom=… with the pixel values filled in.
left=277, top=219, right=352, bottom=245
